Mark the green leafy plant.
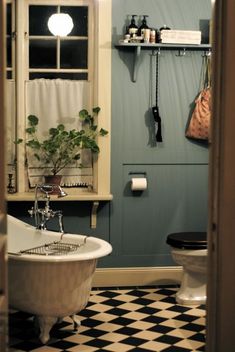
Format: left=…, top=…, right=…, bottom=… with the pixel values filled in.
left=16, top=107, right=108, bottom=176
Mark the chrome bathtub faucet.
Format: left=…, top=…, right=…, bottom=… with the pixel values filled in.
left=28, top=183, right=67, bottom=233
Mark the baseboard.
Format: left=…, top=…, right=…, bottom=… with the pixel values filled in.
left=92, top=266, right=183, bottom=287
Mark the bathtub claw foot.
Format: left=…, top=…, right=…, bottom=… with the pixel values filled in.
left=38, top=316, right=57, bottom=344
left=70, top=315, right=81, bottom=331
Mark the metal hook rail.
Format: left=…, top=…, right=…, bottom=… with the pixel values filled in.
left=115, top=43, right=212, bottom=82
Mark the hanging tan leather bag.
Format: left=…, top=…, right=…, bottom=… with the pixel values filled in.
left=185, top=55, right=212, bottom=141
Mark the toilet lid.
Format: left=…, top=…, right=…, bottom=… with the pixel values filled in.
left=166, top=232, right=207, bottom=249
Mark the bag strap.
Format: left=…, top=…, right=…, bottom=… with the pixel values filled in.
left=206, top=54, right=212, bottom=87
left=203, top=55, right=211, bottom=89
left=199, top=55, right=211, bottom=91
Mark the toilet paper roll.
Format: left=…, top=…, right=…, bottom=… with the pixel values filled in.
left=131, top=178, right=147, bottom=191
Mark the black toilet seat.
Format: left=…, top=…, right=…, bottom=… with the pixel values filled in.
left=166, top=232, right=207, bottom=249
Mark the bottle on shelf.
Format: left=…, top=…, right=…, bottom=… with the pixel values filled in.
left=159, top=24, right=171, bottom=31
left=128, top=15, right=138, bottom=37
left=138, top=15, right=149, bottom=37
left=159, top=25, right=171, bottom=42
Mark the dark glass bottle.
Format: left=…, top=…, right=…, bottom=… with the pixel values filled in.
left=138, top=15, right=149, bottom=37
left=159, top=24, right=171, bottom=31
left=128, top=15, right=138, bottom=36
left=159, top=25, right=171, bottom=42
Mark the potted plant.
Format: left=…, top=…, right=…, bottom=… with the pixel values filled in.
left=16, top=107, right=108, bottom=185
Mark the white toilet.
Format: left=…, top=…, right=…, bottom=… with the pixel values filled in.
left=167, top=232, right=207, bottom=305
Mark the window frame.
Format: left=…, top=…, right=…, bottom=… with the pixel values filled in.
left=12, top=0, right=111, bottom=199
left=6, top=0, right=16, bottom=80
left=26, top=2, right=91, bottom=80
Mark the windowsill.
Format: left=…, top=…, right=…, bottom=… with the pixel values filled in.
left=6, top=190, right=113, bottom=229
left=6, top=189, right=113, bottom=202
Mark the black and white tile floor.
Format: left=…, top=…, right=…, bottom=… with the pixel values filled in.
left=9, top=286, right=206, bottom=352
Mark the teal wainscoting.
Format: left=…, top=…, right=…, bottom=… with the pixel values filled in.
left=109, top=0, right=211, bottom=267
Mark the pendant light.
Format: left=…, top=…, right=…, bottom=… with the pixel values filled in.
left=48, top=13, right=74, bottom=36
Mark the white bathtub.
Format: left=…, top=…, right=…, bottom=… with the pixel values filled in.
left=7, top=214, right=112, bottom=344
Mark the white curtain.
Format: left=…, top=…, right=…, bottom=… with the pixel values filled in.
left=25, top=79, right=92, bottom=187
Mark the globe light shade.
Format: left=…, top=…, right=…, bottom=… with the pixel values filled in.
left=48, top=13, right=74, bottom=36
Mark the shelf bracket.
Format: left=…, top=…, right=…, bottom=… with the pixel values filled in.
left=133, top=46, right=141, bottom=82
left=91, top=201, right=99, bottom=229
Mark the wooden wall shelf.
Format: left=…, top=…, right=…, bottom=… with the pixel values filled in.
left=115, top=43, right=212, bottom=82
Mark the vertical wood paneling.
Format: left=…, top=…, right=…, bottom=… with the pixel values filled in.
left=110, top=0, right=211, bottom=267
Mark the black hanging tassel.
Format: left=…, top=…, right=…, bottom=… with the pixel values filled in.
left=156, top=119, right=162, bottom=142
left=152, top=106, right=163, bottom=142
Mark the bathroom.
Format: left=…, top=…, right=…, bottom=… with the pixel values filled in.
left=0, top=0, right=235, bottom=351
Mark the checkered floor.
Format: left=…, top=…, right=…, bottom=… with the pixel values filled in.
left=9, top=287, right=206, bottom=352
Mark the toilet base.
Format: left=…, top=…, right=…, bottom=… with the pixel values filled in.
left=176, top=269, right=206, bottom=305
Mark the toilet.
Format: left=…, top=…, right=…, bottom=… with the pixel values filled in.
left=166, top=232, right=207, bottom=305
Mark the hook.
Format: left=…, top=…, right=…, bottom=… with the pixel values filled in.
left=202, top=48, right=211, bottom=57
left=152, top=48, right=161, bottom=56
left=176, top=48, right=187, bottom=57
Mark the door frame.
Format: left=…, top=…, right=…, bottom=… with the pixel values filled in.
left=207, top=0, right=235, bottom=351
left=0, top=0, right=7, bottom=351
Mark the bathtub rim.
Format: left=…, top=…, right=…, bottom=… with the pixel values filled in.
left=7, top=214, right=112, bottom=262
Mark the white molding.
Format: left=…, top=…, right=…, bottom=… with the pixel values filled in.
left=92, top=266, right=183, bottom=287
left=93, top=0, right=111, bottom=195
left=16, top=0, right=27, bottom=193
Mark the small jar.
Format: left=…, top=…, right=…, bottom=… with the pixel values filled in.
left=124, top=34, right=130, bottom=43
left=143, top=28, right=151, bottom=43
left=150, top=29, right=156, bottom=43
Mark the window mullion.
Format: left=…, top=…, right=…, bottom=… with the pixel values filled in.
left=16, top=0, right=28, bottom=192
left=57, top=37, right=60, bottom=69
left=11, top=0, right=16, bottom=80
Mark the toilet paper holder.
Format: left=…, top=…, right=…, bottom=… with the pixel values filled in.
left=129, top=171, right=147, bottom=177
left=129, top=172, right=147, bottom=192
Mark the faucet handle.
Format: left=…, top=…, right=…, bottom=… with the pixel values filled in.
left=55, top=210, right=62, bottom=215
left=28, top=207, right=34, bottom=217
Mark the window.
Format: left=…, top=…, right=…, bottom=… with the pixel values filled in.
left=27, top=4, right=90, bottom=80
left=6, top=1, right=15, bottom=79
left=6, top=0, right=111, bottom=199
left=6, top=1, right=16, bottom=192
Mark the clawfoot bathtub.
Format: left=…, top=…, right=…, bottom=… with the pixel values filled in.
left=8, top=215, right=112, bottom=344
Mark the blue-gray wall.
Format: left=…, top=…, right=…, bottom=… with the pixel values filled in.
left=8, top=0, right=211, bottom=268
